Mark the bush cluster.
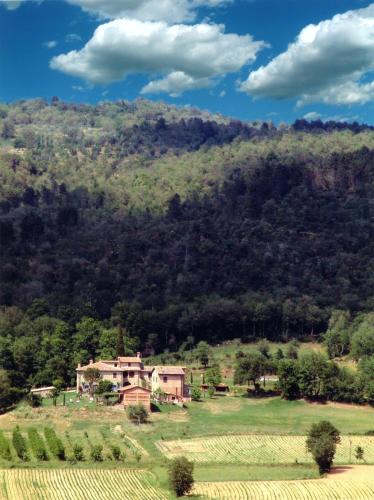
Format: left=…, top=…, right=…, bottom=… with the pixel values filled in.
left=44, top=428, right=65, bottom=460
left=12, top=426, right=28, bottom=461
left=90, top=445, right=103, bottom=462
left=28, top=428, right=48, bottom=461
left=0, top=430, right=12, bottom=461
left=72, top=444, right=84, bottom=462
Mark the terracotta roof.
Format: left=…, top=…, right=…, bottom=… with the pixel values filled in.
left=142, top=366, right=154, bottom=373
left=154, top=366, right=186, bottom=375
left=76, top=361, right=125, bottom=372
left=118, top=357, right=142, bottom=363
left=119, top=385, right=151, bottom=392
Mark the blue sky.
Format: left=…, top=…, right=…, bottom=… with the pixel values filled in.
left=1, top=0, right=374, bottom=124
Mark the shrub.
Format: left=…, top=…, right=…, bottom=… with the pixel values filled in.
left=28, top=428, right=49, bottom=461
left=12, top=426, right=28, bottom=461
left=90, top=445, right=103, bottom=462
left=168, top=456, right=194, bottom=497
left=306, top=421, right=340, bottom=474
left=44, top=427, right=65, bottom=460
left=191, top=386, right=201, bottom=401
left=0, top=430, right=12, bottom=461
left=110, top=445, right=122, bottom=461
left=27, top=393, right=42, bottom=408
left=127, top=404, right=148, bottom=424
left=72, top=444, right=84, bottom=462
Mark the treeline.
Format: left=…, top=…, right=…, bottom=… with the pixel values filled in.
left=233, top=342, right=374, bottom=405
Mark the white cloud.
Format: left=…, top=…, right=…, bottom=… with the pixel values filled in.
left=51, top=18, right=265, bottom=95
left=65, top=33, right=82, bottom=43
left=303, top=112, right=321, bottom=121
left=141, top=71, right=213, bottom=96
left=1, top=1, right=23, bottom=9
left=66, top=0, right=231, bottom=23
left=241, top=4, right=374, bottom=106
left=44, top=40, right=58, bottom=49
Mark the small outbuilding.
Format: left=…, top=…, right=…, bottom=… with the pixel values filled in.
left=119, top=385, right=151, bottom=411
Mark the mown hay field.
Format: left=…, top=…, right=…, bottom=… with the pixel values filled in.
left=194, top=478, right=374, bottom=499
left=157, top=434, right=374, bottom=464
left=0, top=469, right=167, bottom=500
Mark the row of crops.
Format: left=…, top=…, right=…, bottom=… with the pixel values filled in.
left=0, top=469, right=167, bottom=500
left=0, top=427, right=144, bottom=465
left=194, top=479, right=374, bottom=499
left=157, top=434, right=374, bottom=464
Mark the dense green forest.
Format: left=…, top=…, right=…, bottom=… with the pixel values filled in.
left=2, top=98, right=374, bottom=395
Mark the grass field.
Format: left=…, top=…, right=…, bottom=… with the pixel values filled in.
left=157, top=434, right=374, bottom=464
left=0, top=469, right=167, bottom=500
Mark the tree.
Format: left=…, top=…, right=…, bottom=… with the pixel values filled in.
left=205, top=366, right=222, bottom=387
left=83, top=367, right=101, bottom=396
left=195, top=341, right=210, bottom=368
left=277, top=359, right=300, bottom=400
left=306, top=421, right=341, bottom=474
left=355, top=446, right=364, bottom=462
left=127, top=404, right=148, bottom=424
left=95, top=379, right=113, bottom=395
left=286, top=340, right=299, bottom=360
left=234, top=351, right=267, bottom=392
left=168, top=456, right=194, bottom=497
left=297, top=352, right=330, bottom=400
left=0, top=369, right=19, bottom=411
left=191, top=386, right=201, bottom=401
left=258, top=339, right=270, bottom=358
left=350, top=313, right=374, bottom=359
left=324, top=310, right=351, bottom=358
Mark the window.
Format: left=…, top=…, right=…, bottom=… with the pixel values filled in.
left=113, top=373, right=117, bottom=379
left=124, top=371, right=128, bottom=377
left=114, top=363, right=117, bottom=367
left=129, top=371, right=134, bottom=377
left=163, top=376, right=168, bottom=383
left=128, top=363, right=131, bottom=367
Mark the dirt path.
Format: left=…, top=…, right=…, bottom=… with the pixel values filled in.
left=327, top=465, right=374, bottom=480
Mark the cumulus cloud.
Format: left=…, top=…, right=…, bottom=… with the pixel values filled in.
left=241, top=4, right=374, bottom=106
left=51, top=19, right=265, bottom=95
left=44, top=40, right=58, bottom=49
left=1, top=1, right=23, bottom=9
left=65, top=33, right=82, bottom=43
left=141, top=71, right=213, bottom=96
left=303, top=111, right=321, bottom=121
left=66, top=0, right=232, bottom=23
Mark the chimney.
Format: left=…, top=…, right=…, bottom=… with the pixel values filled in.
left=137, top=352, right=141, bottom=359
left=89, top=359, right=93, bottom=365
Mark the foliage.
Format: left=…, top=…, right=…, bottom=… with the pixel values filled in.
left=28, top=428, right=49, bottom=461
left=90, top=445, right=103, bottom=462
left=234, top=351, right=267, bottom=391
left=12, top=426, right=28, bottom=461
left=195, top=342, right=210, bottom=368
left=277, top=359, right=300, bottom=400
left=83, top=367, right=101, bottom=396
left=191, top=386, right=202, bottom=401
left=306, top=421, right=341, bottom=474
left=324, top=310, right=351, bottom=358
left=72, top=444, right=84, bottom=462
left=44, top=427, right=65, bottom=460
left=127, top=404, right=149, bottom=424
left=110, top=445, right=123, bottom=461
left=355, top=446, right=364, bottom=462
left=205, top=367, right=222, bottom=387
left=168, top=456, right=194, bottom=497
left=0, top=430, right=11, bottom=461
left=95, top=379, right=114, bottom=395
left=27, top=392, right=42, bottom=408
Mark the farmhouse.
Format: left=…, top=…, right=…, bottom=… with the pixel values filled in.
left=76, top=353, right=190, bottom=405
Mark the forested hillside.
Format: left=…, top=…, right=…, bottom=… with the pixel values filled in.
left=2, top=98, right=374, bottom=390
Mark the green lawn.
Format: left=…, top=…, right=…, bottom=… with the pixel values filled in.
left=194, top=464, right=319, bottom=482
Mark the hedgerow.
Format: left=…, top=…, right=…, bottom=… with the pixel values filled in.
left=28, top=428, right=49, bottom=461
left=12, top=426, right=28, bottom=461
left=0, top=430, right=12, bottom=461
left=44, top=427, right=65, bottom=460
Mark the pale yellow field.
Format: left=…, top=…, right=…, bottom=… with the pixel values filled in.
left=0, top=469, right=167, bottom=500
left=194, top=468, right=374, bottom=500
left=157, top=434, right=374, bottom=464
